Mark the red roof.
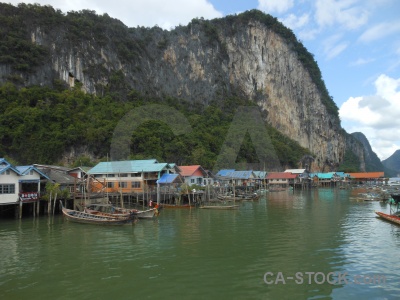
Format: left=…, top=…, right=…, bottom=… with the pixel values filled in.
left=266, top=172, right=297, bottom=179
left=178, top=165, right=205, bottom=177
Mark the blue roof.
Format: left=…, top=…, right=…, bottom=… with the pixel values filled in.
left=229, top=170, right=254, bottom=179
left=16, top=165, right=50, bottom=179
left=309, top=172, right=347, bottom=179
left=157, top=174, right=181, bottom=184
left=216, top=170, right=254, bottom=179
left=0, top=158, right=20, bottom=175
left=216, top=169, right=236, bottom=176
left=88, top=159, right=171, bottom=174
left=334, top=172, right=346, bottom=177
left=253, top=171, right=267, bottom=179
left=310, top=173, right=335, bottom=179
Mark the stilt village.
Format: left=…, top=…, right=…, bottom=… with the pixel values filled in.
left=0, top=157, right=391, bottom=219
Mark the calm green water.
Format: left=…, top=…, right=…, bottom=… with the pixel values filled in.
left=1, top=189, right=400, bottom=300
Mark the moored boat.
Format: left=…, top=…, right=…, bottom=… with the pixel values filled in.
left=61, top=202, right=136, bottom=225
left=85, top=203, right=159, bottom=219
left=217, top=193, right=259, bottom=201
left=161, top=203, right=195, bottom=209
left=132, top=207, right=160, bottom=219
left=375, top=211, right=400, bottom=225
left=200, top=205, right=239, bottom=210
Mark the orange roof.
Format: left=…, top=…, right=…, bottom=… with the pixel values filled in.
left=178, top=165, right=205, bottom=177
left=347, top=172, right=384, bottom=179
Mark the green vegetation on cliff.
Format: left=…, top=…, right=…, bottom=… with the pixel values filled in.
left=0, top=82, right=310, bottom=169
left=337, top=150, right=360, bottom=173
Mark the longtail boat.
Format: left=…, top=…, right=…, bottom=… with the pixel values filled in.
left=161, top=203, right=195, bottom=209
left=200, top=205, right=239, bottom=210
left=375, top=211, right=400, bottom=225
left=61, top=202, right=136, bottom=225
left=85, top=203, right=159, bottom=219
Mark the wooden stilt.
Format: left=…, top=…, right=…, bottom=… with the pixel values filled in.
left=19, top=201, right=23, bottom=219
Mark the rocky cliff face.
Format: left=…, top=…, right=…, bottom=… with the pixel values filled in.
left=351, top=132, right=384, bottom=172
left=382, top=150, right=400, bottom=176
left=0, top=5, right=366, bottom=171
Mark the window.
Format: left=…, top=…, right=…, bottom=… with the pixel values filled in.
left=131, top=173, right=141, bottom=177
left=29, top=170, right=34, bottom=175
left=5, top=170, right=10, bottom=175
left=131, top=182, right=140, bottom=188
left=0, top=184, right=15, bottom=194
left=94, top=174, right=103, bottom=178
left=107, top=182, right=114, bottom=188
left=107, top=174, right=115, bottom=177
left=190, top=179, right=195, bottom=183
left=120, top=182, right=127, bottom=188
left=120, top=173, right=128, bottom=177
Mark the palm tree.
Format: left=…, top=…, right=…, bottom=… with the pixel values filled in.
left=45, top=182, right=60, bottom=215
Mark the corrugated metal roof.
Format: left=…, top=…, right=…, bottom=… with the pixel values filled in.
left=157, top=173, right=181, bottom=184
left=266, top=172, right=297, bottom=179
left=216, top=170, right=254, bottom=179
left=335, top=172, right=346, bottom=177
left=347, top=172, right=385, bottom=179
left=40, top=169, right=76, bottom=185
left=16, top=166, right=30, bottom=174
left=309, top=172, right=348, bottom=179
left=317, top=173, right=334, bottom=179
left=284, top=169, right=306, bottom=174
left=230, top=170, right=254, bottom=179
left=216, top=169, right=235, bottom=176
left=0, top=158, right=20, bottom=175
left=15, top=165, right=50, bottom=179
left=68, top=166, right=92, bottom=173
left=178, top=165, right=205, bottom=177
left=253, top=171, right=267, bottom=179
left=87, top=159, right=169, bottom=174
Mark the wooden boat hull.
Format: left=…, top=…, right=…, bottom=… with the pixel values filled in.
left=217, top=195, right=259, bottom=201
left=200, top=205, right=239, bottom=210
left=375, top=211, right=400, bottom=225
left=85, top=204, right=159, bottom=219
left=84, top=208, right=131, bottom=219
left=161, top=204, right=195, bottom=209
left=132, top=208, right=159, bottom=219
left=62, top=205, right=135, bottom=225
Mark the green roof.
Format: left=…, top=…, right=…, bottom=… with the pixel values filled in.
left=88, top=159, right=170, bottom=174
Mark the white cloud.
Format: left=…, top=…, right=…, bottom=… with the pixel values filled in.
left=280, top=13, right=309, bottom=30
left=359, top=21, right=400, bottom=43
left=322, top=34, right=349, bottom=60
left=6, top=0, right=222, bottom=29
left=340, top=74, right=400, bottom=159
left=350, top=58, right=375, bottom=66
left=339, top=96, right=381, bottom=124
left=315, top=0, right=369, bottom=30
left=258, top=0, right=294, bottom=14
left=298, top=28, right=320, bottom=41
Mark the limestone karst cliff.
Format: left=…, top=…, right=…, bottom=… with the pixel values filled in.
left=0, top=4, right=367, bottom=171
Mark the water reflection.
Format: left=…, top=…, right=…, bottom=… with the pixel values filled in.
left=0, top=190, right=400, bottom=299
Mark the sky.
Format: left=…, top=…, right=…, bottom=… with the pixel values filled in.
left=6, top=0, right=400, bottom=160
